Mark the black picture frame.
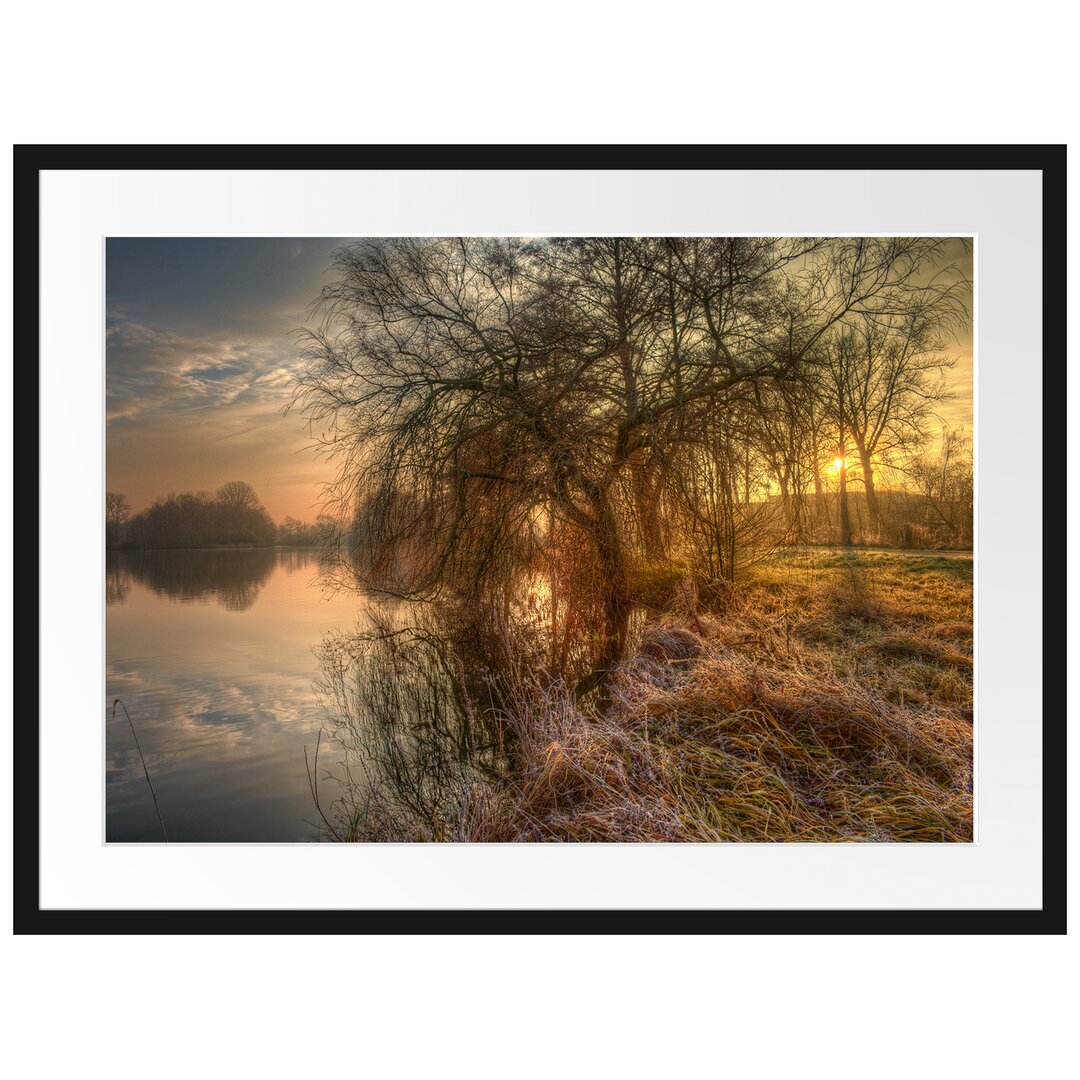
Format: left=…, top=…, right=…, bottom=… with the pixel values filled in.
left=15, top=144, right=1066, bottom=935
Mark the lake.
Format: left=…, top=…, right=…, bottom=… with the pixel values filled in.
left=106, top=548, right=360, bottom=842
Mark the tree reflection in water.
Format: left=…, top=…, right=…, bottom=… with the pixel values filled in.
left=315, top=606, right=509, bottom=841
left=106, top=556, right=130, bottom=606
left=107, top=548, right=320, bottom=611
left=313, top=579, right=653, bottom=841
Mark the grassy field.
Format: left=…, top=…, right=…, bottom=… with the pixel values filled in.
left=448, top=548, right=974, bottom=842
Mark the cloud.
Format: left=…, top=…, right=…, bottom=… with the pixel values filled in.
left=106, top=320, right=300, bottom=425
left=106, top=318, right=335, bottom=520
left=104, top=238, right=346, bottom=521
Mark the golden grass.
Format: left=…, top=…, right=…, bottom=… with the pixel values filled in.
left=459, top=550, right=973, bottom=842
left=336, top=549, right=974, bottom=842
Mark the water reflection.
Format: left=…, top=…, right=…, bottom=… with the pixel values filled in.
left=106, top=548, right=639, bottom=843
left=106, top=547, right=357, bottom=842
left=106, top=548, right=305, bottom=610
left=106, top=557, right=130, bottom=606
left=312, top=578, right=656, bottom=841
left=316, top=610, right=500, bottom=841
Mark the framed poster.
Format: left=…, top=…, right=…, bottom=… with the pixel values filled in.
left=17, top=144, right=1065, bottom=932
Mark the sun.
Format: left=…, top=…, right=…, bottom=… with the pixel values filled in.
left=827, top=457, right=850, bottom=473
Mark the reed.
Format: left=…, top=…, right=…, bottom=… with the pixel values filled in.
left=113, top=698, right=169, bottom=842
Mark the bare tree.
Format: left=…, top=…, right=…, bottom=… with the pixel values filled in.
left=292, top=236, right=969, bottom=694
left=839, top=313, right=958, bottom=536
left=125, top=484, right=275, bottom=548
left=215, top=480, right=260, bottom=511
left=816, top=242, right=970, bottom=541
left=909, top=425, right=974, bottom=545
left=821, top=328, right=858, bottom=545
left=106, top=491, right=130, bottom=546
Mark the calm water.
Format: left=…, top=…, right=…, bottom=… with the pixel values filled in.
left=106, top=548, right=359, bottom=842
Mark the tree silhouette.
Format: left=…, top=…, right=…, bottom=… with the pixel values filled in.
left=293, top=237, right=970, bottom=693
left=106, top=491, right=130, bottom=547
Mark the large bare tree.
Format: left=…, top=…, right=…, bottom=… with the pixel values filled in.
left=292, top=236, right=967, bottom=693
left=832, top=312, right=959, bottom=535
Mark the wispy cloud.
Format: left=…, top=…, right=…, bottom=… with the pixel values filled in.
left=105, top=237, right=346, bottom=521
left=106, top=320, right=299, bottom=424
left=105, top=318, right=332, bottom=519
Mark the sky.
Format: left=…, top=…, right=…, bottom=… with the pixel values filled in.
left=926, top=237, right=974, bottom=436
left=107, top=237, right=345, bottom=521
left=106, top=237, right=974, bottom=522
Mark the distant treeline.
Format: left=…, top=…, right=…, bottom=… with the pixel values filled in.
left=106, top=481, right=332, bottom=550
left=770, top=487, right=973, bottom=550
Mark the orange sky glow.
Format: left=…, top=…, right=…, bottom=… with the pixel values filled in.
left=106, top=237, right=974, bottom=522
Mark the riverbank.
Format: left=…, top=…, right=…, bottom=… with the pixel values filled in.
left=342, top=549, right=974, bottom=842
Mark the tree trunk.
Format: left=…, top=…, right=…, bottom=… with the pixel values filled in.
left=811, top=436, right=823, bottom=499
left=859, top=446, right=880, bottom=537
left=575, top=482, right=631, bottom=702
left=778, top=472, right=792, bottom=538
left=839, top=463, right=852, bottom=546
left=838, top=431, right=852, bottom=547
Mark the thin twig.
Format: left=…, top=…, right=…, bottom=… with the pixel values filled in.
left=113, top=698, right=168, bottom=842
left=305, top=730, right=344, bottom=842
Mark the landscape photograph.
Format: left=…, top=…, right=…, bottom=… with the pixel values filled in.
left=105, top=235, right=974, bottom=843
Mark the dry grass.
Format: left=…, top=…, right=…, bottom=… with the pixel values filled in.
left=334, top=549, right=974, bottom=842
